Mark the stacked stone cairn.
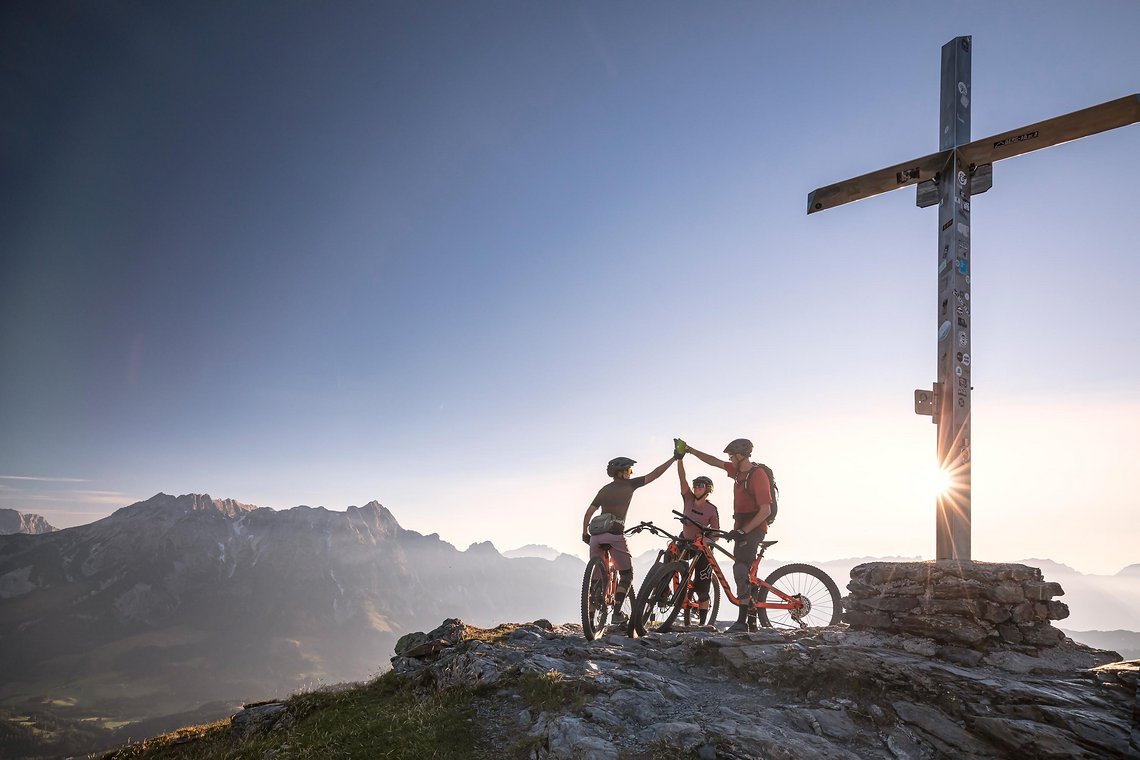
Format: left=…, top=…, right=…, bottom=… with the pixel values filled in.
left=844, top=561, right=1070, bottom=650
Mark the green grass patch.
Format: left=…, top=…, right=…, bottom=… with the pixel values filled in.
left=460, top=623, right=523, bottom=645
left=101, top=670, right=484, bottom=760
left=513, top=670, right=595, bottom=714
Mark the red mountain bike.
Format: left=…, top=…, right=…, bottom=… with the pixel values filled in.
left=580, top=528, right=635, bottom=641
left=628, top=511, right=842, bottom=636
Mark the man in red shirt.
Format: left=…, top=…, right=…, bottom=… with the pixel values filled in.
left=678, top=437, right=772, bottom=632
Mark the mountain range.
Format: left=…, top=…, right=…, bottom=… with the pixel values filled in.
left=0, top=508, right=57, bottom=535
left=0, top=492, right=1135, bottom=757
left=0, top=493, right=583, bottom=744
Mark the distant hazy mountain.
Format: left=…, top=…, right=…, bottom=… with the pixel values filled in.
left=1004, top=559, right=1140, bottom=631
left=0, top=508, right=57, bottom=535
left=502, top=543, right=562, bottom=560
left=0, top=493, right=583, bottom=730
left=1117, top=563, right=1140, bottom=577
left=1060, top=628, right=1140, bottom=660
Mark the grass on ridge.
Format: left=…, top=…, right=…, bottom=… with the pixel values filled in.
left=101, top=671, right=481, bottom=760
left=514, top=670, right=596, bottom=714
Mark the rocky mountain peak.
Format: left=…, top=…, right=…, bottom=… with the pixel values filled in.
left=378, top=618, right=1136, bottom=759
left=347, top=501, right=402, bottom=535
left=110, top=493, right=257, bottom=522
left=466, top=540, right=500, bottom=556
left=0, top=508, right=57, bottom=535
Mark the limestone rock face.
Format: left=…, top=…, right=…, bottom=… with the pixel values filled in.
left=389, top=618, right=1134, bottom=759
left=845, top=561, right=1072, bottom=650
left=0, top=508, right=57, bottom=535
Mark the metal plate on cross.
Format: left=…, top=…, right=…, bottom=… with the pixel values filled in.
left=914, top=388, right=936, bottom=416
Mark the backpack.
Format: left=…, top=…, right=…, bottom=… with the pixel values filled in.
left=743, top=463, right=779, bottom=525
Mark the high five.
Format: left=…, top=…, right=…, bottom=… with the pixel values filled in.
left=675, top=437, right=777, bottom=632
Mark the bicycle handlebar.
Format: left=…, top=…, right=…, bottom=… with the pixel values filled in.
left=624, top=520, right=680, bottom=542
left=627, top=516, right=737, bottom=563
left=671, top=509, right=734, bottom=541
left=670, top=509, right=740, bottom=562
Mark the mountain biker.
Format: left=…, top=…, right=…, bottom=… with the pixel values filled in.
left=676, top=437, right=772, bottom=632
left=582, top=453, right=676, bottom=625
left=676, top=456, right=721, bottom=625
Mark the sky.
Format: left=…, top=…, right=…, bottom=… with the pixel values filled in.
left=1, top=1, right=1137, bottom=576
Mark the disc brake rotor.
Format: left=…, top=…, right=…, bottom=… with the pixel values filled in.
left=789, top=594, right=811, bottom=627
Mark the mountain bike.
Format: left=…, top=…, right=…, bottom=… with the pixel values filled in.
left=623, top=520, right=720, bottom=630
left=580, top=528, right=635, bottom=641
left=628, top=511, right=842, bottom=636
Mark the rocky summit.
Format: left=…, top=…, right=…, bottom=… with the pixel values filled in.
left=0, top=508, right=57, bottom=535
left=382, top=618, right=1136, bottom=759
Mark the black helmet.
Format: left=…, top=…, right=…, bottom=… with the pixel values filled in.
left=723, top=438, right=753, bottom=456
left=692, top=476, right=714, bottom=493
left=607, top=457, right=636, bottom=477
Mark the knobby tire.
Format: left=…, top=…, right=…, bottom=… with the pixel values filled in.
left=627, top=561, right=665, bottom=637
left=682, top=564, right=720, bottom=628
left=580, top=556, right=609, bottom=641
left=631, top=560, right=690, bottom=636
left=754, top=562, right=842, bottom=629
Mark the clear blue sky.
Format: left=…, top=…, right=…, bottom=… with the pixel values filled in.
left=2, top=2, right=1137, bottom=575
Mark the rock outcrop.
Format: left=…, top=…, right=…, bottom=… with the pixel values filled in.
left=388, top=618, right=1136, bottom=759
left=0, top=508, right=57, bottom=535
left=845, top=560, right=1071, bottom=650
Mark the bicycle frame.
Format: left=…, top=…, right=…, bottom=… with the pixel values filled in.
left=597, top=547, right=619, bottom=604
left=688, top=533, right=799, bottom=612
left=644, top=512, right=805, bottom=614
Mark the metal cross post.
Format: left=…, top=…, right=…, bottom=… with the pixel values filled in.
left=807, top=36, right=1138, bottom=561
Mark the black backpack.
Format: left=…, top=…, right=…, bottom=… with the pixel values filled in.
left=743, top=463, right=779, bottom=525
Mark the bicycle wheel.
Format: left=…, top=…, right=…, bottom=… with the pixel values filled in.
left=627, top=561, right=662, bottom=636
left=632, top=561, right=689, bottom=636
left=682, top=565, right=720, bottom=628
left=707, top=577, right=721, bottom=626
left=580, top=557, right=610, bottom=641
left=754, top=563, right=842, bottom=629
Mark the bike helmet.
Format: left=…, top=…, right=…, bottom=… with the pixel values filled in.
left=723, top=438, right=753, bottom=456
left=606, top=457, right=636, bottom=477
left=692, top=476, right=714, bottom=493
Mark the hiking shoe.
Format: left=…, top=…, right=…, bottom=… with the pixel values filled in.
left=611, top=609, right=629, bottom=625
left=726, top=621, right=749, bottom=633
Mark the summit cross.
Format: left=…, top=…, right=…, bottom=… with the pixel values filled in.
left=807, top=36, right=1138, bottom=561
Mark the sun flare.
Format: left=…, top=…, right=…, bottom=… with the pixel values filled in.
left=928, top=466, right=952, bottom=498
